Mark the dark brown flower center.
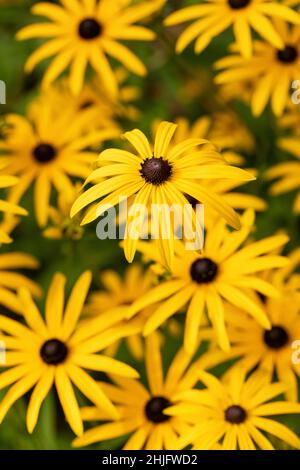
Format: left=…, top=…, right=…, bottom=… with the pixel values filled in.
left=225, top=405, right=247, bottom=424
left=79, top=18, right=102, bottom=40
left=140, top=157, right=172, bottom=185
left=190, top=258, right=218, bottom=284
left=33, top=143, right=56, bottom=163
left=264, top=325, right=289, bottom=349
left=40, top=339, right=68, bottom=365
left=80, top=100, right=94, bottom=110
left=145, top=396, right=171, bottom=423
left=228, top=0, right=251, bottom=9
left=277, top=45, right=298, bottom=63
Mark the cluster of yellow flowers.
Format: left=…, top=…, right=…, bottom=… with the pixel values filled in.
left=1, top=0, right=300, bottom=450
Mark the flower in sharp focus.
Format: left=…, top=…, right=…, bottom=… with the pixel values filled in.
left=128, top=209, right=289, bottom=354
left=85, top=264, right=156, bottom=360
left=215, top=22, right=300, bottom=116
left=0, top=271, right=140, bottom=436
left=71, top=121, right=255, bottom=269
left=16, top=0, right=165, bottom=96
left=0, top=252, right=41, bottom=314
left=166, top=368, right=300, bottom=450
left=164, top=0, right=300, bottom=58
left=73, top=333, right=197, bottom=450
left=0, top=100, right=120, bottom=227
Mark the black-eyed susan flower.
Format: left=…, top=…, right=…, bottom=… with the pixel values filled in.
left=0, top=271, right=139, bottom=436
left=209, top=301, right=300, bottom=402
left=73, top=333, right=196, bottom=450
left=71, top=121, right=255, bottom=268
left=215, top=22, right=300, bottom=116
left=166, top=368, right=300, bottom=450
left=85, top=264, right=156, bottom=360
left=0, top=251, right=41, bottom=314
left=128, top=210, right=289, bottom=354
left=78, top=68, right=141, bottom=121
left=199, top=248, right=300, bottom=401
left=17, top=0, right=165, bottom=96
left=164, top=0, right=300, bottom=58
left=0, top=100, right=119, bottom=226
left=267, top=129, right=300, bottom=212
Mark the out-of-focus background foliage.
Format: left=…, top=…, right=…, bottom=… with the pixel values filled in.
left=0, top=0, right=299, bottom=449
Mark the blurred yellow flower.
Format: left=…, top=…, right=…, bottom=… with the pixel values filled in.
left=38, top=68, right=140, bottom=132
left=215, top=22, right=300, bottom=116
left=73, top=333, right=196, bottom=450
left=0, top=271, right=139, bottom=436
left=128, top=210, right=289, bottom=353
left=17, top=0, right=165, bottom=96
left=165, top=0, right=300, bottom=58
left=166, top=368, right=300, bottom=450
left=0, top=100, right=119, bottom=226
left=210, top=301, right=300, bottom=401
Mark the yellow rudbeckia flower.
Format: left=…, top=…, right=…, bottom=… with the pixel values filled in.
left=37, top=69, right=140, bottom=132
left=128, top=210, right=289, bottom=353
left=165, top=0, right=300, bottom=58
left=71, top=120, right=255, bottom=269
left=207, top=301, right=300, bottom=402
left=17, top=0, right=165, bottom=96
left=215, top=22, right=300, bottom=116
left=0, top=101, right=120, bottom=227
left=197, top=248, right=300, bottom=402
left=166, top=368, right=300, bottom=450
left=0, top=271, right=139, bottom=436
left=73, top=333, right=198, bottom=450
